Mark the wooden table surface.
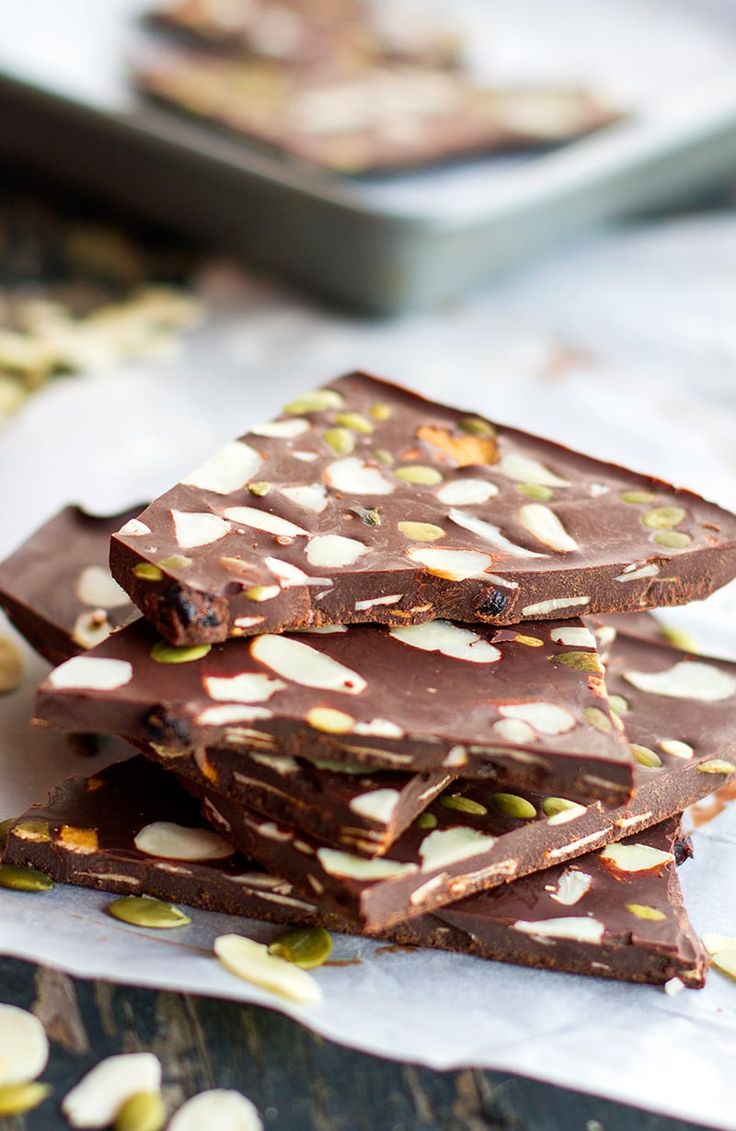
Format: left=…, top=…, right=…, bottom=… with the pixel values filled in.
left=0, top=955, right=711, bottom=1131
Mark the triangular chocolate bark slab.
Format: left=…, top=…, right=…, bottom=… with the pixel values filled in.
left=109, top=373, right=736, bottom=644
left=36, top=614, right=631, bottom=803
left=4, top=759, right=706, bottom=988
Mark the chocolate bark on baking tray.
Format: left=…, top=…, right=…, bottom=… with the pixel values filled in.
left=109, top=373, right=736, bottom=644
left=35, top=614, right=633, bottom=803
left=3, top=759, right=706, bottom=988
left=137, top=52, right=623, bottom=175
left=147, top=0, right=463, bottom=71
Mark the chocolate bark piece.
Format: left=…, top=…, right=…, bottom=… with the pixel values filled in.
left=0, top=506, right=140, bottom=666
left=147, top=0, right=462, bottom=71
left=171, top=628, right=736, bottom=931
left=3, top=760, right=706, bottom=987
left=36, top=615, right=633, bottom=803
left=137, top=53, right=622, bottom=175
left=0, top=502, right=459, bottom=849
left=108, top=373, right=736, bottom=644
left=172, top=747, right=456, bottom=857
left=399, top=818, right=706, bottom=988
left=3, top=757, right=335, bottom=927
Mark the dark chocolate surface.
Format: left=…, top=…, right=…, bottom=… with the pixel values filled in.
left=3, top=758, right=706, bottom=987
left=36, top=614, right=633, bottom=802
left=0, top=505, right=140, bottom=666
left=3, top=757, right=334, bottom=927
left=109, top=373, right=736, bottom=643
left=167, top=628, right=736, bottom=931
left=0, top=504, right=456, bottom=853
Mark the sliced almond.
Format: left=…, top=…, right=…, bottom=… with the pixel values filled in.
left=62, top=1053, right=161, bottom=1128
left=134, top=822, right=233, bottom=861
left=168, top=1090, right=262, bottom=1131
left=251, top=635, right=366, bottom=694
left=182, top=442, right=262, bottom=495
left=0, top=1004, right=48, bottom=1085
left=214, top=935, right=322, bottom=1004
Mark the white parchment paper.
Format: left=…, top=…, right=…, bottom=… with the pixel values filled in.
left=2, top=214, right=736, bottom=1127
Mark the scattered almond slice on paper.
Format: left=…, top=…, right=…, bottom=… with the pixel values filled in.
left=214, top=935, right=322, bottom=1004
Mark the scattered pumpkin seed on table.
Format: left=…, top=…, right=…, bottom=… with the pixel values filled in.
left=107, top=896, right=192, bottom=929
left=0, top=864, right=53, bottom=892
left=268, top=927, right=333, bottom=969
left=0, top=1081, right=51, bottom=1116
left=115, top=1090, right=167, bottom=1131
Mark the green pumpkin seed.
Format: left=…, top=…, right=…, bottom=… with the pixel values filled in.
left=608, top=694, right=629, bottom=716
left=0, top=817, right=15, bottom=850
left=323, top=427, right=355, bottom=455
left=335, top=412, right=374, bottom=434
left=550, top=651, right=602, bottom=673
left=416, top=812, right=438, bottom=830
left=630, top=744, right=662, bottom=769
left=11, top=817, right=51, bottom=842
left=440, top=795, right=488, bottom=816
left=698, top=760, right=736, bottom=775
left=397, top=521, right=445, bottom=542
left=0, top=864, right=53, bottom=892
left=620, top=490, right=656, bottom=505
left=642, top=506, right=686, bottom=530
left=107, top=897, right=192, bottom=929
left=283, top=389, right=343, bottom=414
left=247, top=481, right=271, bottom=497
left=653, top=531, right=691, bottom=549
left=370, top=403, right=392, bottom=421
left=394, top=465, right=443, bottom=486
left=542, top=797, right=579, bottom=818
left=583, top=707, right=612, bottom=733
left=244, top=585, right=280, bottom=601
left=626, top=903, right=666, bottom=922
left=459, top=417, right=496, bottom=437
left=133, top=563, right=163, bottom=582
left=490, top=793, right=537, bottom=820
left=351, top=506, right=381, bottom=527
left=150, top=641, right=211, bottom=664
left=516, top=483, right=553, bottom=501
left=373, top=449, right=394, bottom=465
left=0, top=1081, right=51, bottom=1116
left=158, top=554, right=192, bottom=570
left=115, top=1091, right=166, bottom=1131
left=268, top=926, right=333, bottom=969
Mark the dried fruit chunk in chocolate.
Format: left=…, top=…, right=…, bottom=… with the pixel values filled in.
left=36, top=615, right=633, bottom=803
left=109, top=372, right=736, bottom=644
left=4, top=761, right=706, bottom=987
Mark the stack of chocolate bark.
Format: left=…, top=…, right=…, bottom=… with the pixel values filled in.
left=138, top=0, right=623, bottom=173
left=4, top=371, right=736, bottom=988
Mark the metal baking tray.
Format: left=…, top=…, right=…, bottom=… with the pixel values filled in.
left=2, top=0, right=736, bottom=313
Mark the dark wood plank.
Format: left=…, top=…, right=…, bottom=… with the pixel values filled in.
left=0, top=957, right=713, bottom=1131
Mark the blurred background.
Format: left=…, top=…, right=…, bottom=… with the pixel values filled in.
left=2, top=0, right=736, bottom=656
